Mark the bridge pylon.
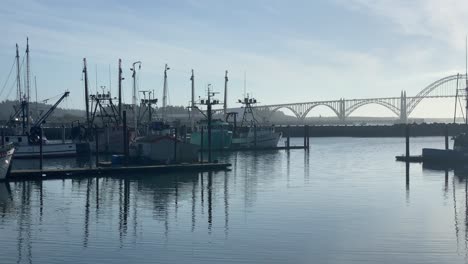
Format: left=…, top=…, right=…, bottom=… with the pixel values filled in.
left=338, top=98, right=346, bottom=123
left=399, top=91, right=407, bottom=123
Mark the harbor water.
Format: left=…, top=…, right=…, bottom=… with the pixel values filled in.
left=1, top=137, right=468, bottom=263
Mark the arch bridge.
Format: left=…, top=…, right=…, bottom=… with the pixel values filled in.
left=216, top=73, right=467, bottom=123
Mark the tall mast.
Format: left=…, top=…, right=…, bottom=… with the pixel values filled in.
left=83, top=58, right=90, bottom=128
left=35, top=76, right=38, bottom=120
left=15, top=44, right=21, bottom=102
left=162, top=64, right=170, bottom=120
left=131, top=61, right=141, bottom=134
left=118, top=59, right=122, bottom=120
left=190, top=69, right=195, bottom=130
left=465, top=36, right=468, bottom=125
left=224, top=70, right=228, bottom=115
left=26, top=37, right=30, bottom=131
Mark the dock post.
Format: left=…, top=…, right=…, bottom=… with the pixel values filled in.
left=61, top=124, right=65, bottom=144
left=287, top=125, right=290, bottom=148
left=123, top=111, right=128, bottom=165
left=254, top=125, right=257, bottom=149
left=304, top=125, right=307, bottom=148
left=1, top=129, right=4, bottom=147
left=174, top=127, right=178, bottom=163
left=306, top=125, right=310, bottom=149
left=405, top=124, right=410, bottom=160
left=200, top=127, right=204, bottom=163
left=39, top=127, right=43, bottom=171
left=445, top=125, right=449, bottom=150
left=95, top=127, right=99, bottom=167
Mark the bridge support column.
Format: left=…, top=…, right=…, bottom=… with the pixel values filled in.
left=399, top=91, right=407, bottom=123
left=339, top=98, right=346, bottom=123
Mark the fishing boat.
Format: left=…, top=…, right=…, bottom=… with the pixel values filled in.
left=0, top=143, right=15, bottom=180
left=130, top=121, right=199, bottom=163
left=229, top=96, right=281, bottom=148
left=190, top=119, right=233, bottom=149
left=3, top=40, right=77, bottom=158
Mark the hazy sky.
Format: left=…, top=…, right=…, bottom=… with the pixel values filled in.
left=1, top=0, right=468, bottom=118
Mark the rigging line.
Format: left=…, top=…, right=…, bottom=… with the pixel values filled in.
left=0, top=57, right=17, bottom=97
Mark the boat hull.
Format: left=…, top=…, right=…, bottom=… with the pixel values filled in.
left=190, top=130, right=233, bottom=149
left=14, top=143, right=77, bottom=158
left=0, top=145, right=15, bottom=180
left=231, top=131, right=282, bottom=148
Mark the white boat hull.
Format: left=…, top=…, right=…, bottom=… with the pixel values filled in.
left=0, top=145, right=15, bottom=180
left=14, top=143, right=77, bottom=158
left=232, top=131, right=282, bottom=148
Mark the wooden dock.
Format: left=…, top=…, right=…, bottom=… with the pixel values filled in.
left=4, top=162, right=231, bottom=182
left=204, top=146, right=308, bottom=152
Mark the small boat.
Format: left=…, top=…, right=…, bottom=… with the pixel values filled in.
left=231, top=125, right=282, bottom=148
left=2, top=134, right=76, bottom=158
left=0, top=144, right=15, bottom=180
left=190, top=119, right=233, bottom=150
left=229, top=96, right=282, bottom=149
left=130, top=121, right=199, bottom=163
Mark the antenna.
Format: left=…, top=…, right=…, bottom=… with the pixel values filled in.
left=243, top=71, right=246, bottom=98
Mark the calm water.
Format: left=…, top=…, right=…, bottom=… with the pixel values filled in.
left=1, top=137, right=468, bottom=263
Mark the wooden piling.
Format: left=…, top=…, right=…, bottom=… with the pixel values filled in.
left=405, top=124, right=410, bottom=159
left=254, top=125, right=257, bottom=148
left=304, top=125, right=307, bottom=148
left=39, top=127, right=43, bottom=171
left=287, top=125, right=290, bottom=148
left=1, top=129, right=4, bottom=147
left=123, top=111, right=128, bottom=164
left=95, top=127, right=99, bottom=167
left=61, top=124, right=65, bottom=144
left=445, top=125, right=449, bottom=150
left=306, top=125, right=310, bottom=149
left=174, top=127, right=178, bottom=163
left=200, top=127, right=204, bottom=163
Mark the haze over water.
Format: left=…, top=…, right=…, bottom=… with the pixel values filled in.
left=0, top=137, right=467, bottom=263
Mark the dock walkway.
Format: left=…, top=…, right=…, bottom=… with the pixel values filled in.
left=4, top=162, right=231, bottom=182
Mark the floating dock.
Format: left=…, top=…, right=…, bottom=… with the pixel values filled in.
left=4, top=162, right=231, bottom=182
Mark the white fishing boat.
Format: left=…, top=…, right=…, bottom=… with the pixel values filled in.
left=229, top=96, right=282, bottom=148
left=0, top=144, right=15, bottom=180
left=2, top=135, right=76, bottom=158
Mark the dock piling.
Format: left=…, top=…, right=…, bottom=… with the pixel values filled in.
left=254, top=125, right=257, bottom=149
left=95, top=127, right=99, bottom=167
left=1, top=129, right=4, bottom=147
left=405, top=124, right=410, bottom=159
left=174, top=127, right=178, bottom=163
left=39, top=127, right=43, bottom=171
left=445, top=125, right=449, bottom=150
left=123, top=111, right=128, bottom=165
left=306, top=125, right=310, bottom=149
left=287, top=125, right=290, bottom=148
left=61, top=124, right=65, bottom=144
left=200, top=128, right=204, bottom=163
left=303, top=125, right=307, bottom=148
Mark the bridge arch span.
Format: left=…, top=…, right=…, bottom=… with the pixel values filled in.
left=407, top=74, right=466, bottom=116
left=270, top=106, right=302, bottom=119
left=301, top=104, right=340, bottom=119
left=345, top=101, right=400, bottom=118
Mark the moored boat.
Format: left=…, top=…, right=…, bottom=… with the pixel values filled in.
left=0, top=143, right=15, bottom=180
left=190, top=119, right=233, bottom=150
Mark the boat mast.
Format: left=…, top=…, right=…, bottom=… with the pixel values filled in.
left=224, top=70, right=228, bottom=116
left=26, top=38, right=30, bottom=131
left=15, top=44, right=22, bottom=106
left=118, top=59, right=122, bottom=120
left=162, top=64, right=170, bottom=120
left=465, top=36, right=468, bottom=125
left=83, top=58, right=90, bottom=129
left=190, top=69, right=195, bottom=130
left=131, top=61, right=142, bottom=133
